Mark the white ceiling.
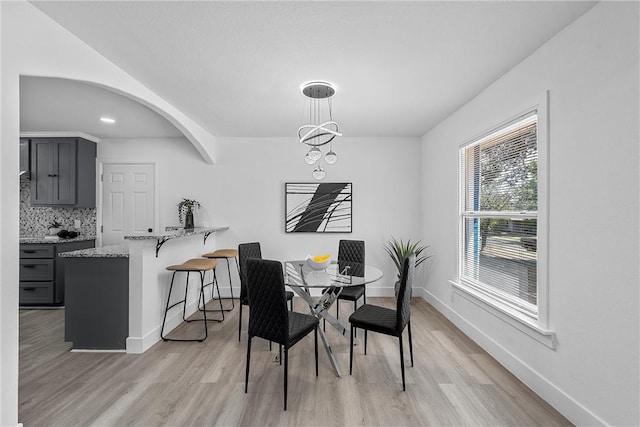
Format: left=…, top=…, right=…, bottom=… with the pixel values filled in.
left=20, top=76, right=184, bottom=139
left=25, top=1, right=596, bottom=139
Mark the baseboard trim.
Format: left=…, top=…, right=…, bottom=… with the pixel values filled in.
left=127, top=292, right=229, bottom=354
left=126, top=327, right=159, bottom=354
left=421, top=288, right=607, bottom=426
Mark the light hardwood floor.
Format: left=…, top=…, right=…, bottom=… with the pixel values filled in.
left=19, top=298, right=572, bottom=426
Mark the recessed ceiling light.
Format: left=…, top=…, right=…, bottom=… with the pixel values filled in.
left=100, top=117, right=116, bottom=124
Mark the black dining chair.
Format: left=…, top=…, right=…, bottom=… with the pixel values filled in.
left=244, top=258, right=319, bottom=411
left=324, top=240, right=365, bottom=331
left=238, top=242, right=294, bottom=342
left=349, top=253, right=415, bottom=391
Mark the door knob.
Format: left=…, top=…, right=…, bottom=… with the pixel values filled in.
left=148, top=228, right=153, bottom=233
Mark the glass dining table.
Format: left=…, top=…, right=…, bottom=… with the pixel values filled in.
left=284, top=259, right=383, bottom=377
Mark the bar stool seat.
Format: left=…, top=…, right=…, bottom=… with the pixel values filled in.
left=161, top=258, right=223, bottom=342
left=204, top=249, right=238, bottom=259
left=202, top=248, right=239, bottom=311
left=167, top=258, right=218, bottom=272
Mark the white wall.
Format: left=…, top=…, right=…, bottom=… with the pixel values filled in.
left=0, top=2, right=21, bottom=424
left=98, top=136, right=423, bottom=292
left=421, top=2, right=639, bottom=426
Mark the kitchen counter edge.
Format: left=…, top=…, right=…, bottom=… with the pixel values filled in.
left=58, top=244, right=129, bottom=258
left=19, top=236, right=97, bottom=244
left=124, top=226, right=229, bottom=240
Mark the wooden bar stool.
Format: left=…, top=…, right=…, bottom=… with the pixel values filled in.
left=202, top=248, right=239, bottom=311
left=161, top=258, right=223, bottom=342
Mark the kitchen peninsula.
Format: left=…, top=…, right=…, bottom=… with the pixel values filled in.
left=60, top=244, right=129, bottom=350
left=61, top=227, right=228, bottom=352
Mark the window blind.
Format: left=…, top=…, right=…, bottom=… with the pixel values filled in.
left=460, top=112, right=538, bottom=318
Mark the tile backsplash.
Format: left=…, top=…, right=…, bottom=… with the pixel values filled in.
left=19, top=182, right=97, bottom=237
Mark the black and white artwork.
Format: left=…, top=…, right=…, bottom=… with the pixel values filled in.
left=285, top=183, right=352, bottom=233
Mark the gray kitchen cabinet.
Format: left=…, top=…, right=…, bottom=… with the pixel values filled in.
left=64, top=256, right=129, bottom=350
left=29, top=137, right=96, bottom=207
left=19, top=239, right=95, bottom=306
left=19, top=138, right=30, bottom=180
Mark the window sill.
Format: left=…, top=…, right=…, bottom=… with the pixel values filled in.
left=449, top=280, right=557, bottom=349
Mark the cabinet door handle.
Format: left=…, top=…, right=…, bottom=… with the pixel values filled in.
left=22, top=250, right=36, bottom=253
left=23, top=287, right=36, bottom=291
left=48, top=174, right=58, bottom=177
left=22, top=265, right=36, bottom=268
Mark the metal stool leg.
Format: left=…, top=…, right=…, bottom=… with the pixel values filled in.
left=226, top=257, right=236, bottom=309
left=196, top=268, right=224, bottom=322
left=162, top=270, right=207, bottom=342
left=211, top=259, right=235, bottom=312
left=199, top=270, right=208, bottom=340
left=184, top=269, right=216, bottom=327
left=214, top=269, right=226, bottom=321
left=161, top=271, right=178, bottom=341
left=182, top=271, right=191, bottom=322
left=202, top=268, right=217, bottom=303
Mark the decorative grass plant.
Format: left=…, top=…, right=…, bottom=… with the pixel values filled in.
left=384, top=237, right=430, bottom=281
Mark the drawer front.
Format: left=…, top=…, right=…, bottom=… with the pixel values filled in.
left=19, top=259, right=54, bottom=281
left=20, top=282, right=54, bottom=305
left=20, top=245, right=54, bottom=259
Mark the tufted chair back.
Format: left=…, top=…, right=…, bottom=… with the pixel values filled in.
left=238, top=242, right=262, bottom=304
left=246, top=258, right=289, bottom=345
left=396, top=254, right=415, bottom=333
left=338, top=239, right=365, bottom=277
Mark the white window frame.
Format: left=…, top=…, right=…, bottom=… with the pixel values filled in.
left=451, top=91, right=555, bottom=349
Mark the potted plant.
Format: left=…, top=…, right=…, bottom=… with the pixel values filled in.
left=384, top=237, right=430, bottom=295
left=177, top=198, right=201, bottom=230
left=48, top=220, right=63, bottom=236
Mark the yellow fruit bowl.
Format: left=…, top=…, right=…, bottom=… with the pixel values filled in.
left=306, top=254, right=331, bottom=270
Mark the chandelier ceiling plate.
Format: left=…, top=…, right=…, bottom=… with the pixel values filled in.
left=300, top=81, right=336, bottom=99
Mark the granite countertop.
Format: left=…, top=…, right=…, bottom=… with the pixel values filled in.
left=124, top=226, right=229, bottom=240
left=19, top=235, right=97, bottom=244
left=59, top=244, right=129, bottom=258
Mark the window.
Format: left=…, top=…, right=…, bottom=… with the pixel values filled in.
left=458, top=111, right=539, bottom=320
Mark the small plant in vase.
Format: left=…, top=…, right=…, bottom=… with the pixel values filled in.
left=177, top=198, right=201, bottom=230
left=384, top=237, right=430, bottom=295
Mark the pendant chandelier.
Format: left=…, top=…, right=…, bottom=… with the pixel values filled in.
left=297, top=80, right=342, bottom=180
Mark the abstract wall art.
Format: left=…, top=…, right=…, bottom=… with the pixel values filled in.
left=285, top=182, right=352, bottom=233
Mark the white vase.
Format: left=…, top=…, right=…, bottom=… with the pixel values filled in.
left=48, top=227, right=62, bottom=236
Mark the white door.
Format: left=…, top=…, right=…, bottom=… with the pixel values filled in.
left=102, top=163, right=155, bottom=245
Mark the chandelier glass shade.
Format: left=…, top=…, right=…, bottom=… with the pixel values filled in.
left=298, top=80, right=342, bottom=180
